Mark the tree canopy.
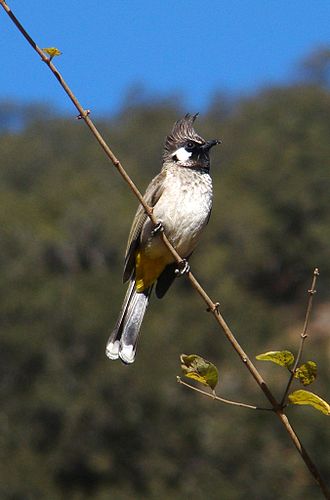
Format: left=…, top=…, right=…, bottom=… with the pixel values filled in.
left=0, top=80, right=329, bottom=499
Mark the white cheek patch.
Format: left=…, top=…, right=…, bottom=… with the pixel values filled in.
left=173, top=147, right=192, bottom=163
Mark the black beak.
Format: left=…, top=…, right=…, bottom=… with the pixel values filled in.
left=202, top=139, right=221, bottom=151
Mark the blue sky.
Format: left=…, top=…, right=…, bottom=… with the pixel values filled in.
left=1, top=1, right=329, bottom=116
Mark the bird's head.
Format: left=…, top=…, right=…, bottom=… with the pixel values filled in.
left=163, top=113, right=220, bottom=170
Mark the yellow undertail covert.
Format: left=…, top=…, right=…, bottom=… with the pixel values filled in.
left=135, top=249, right=169, bottom=292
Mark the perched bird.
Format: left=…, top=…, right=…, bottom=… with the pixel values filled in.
left=106, top=114, right=219, bottom=364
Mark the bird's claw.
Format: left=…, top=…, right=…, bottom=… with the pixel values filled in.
left=151, top=220, right=164, bottom=236
left=206, top=302, right=220, bottom=313
left=175, top=259, right=190, bottom=277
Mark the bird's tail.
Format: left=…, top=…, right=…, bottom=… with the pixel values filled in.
left=106, top=280, right=151, bottom=364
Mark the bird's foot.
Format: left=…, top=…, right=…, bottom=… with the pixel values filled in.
left=151, top=220, right=164, bottom=236
left=206, top=302, right=220, bottom=313
left=175, top=259, right=190, bottom=277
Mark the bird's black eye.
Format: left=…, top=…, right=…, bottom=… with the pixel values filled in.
left=186, top=141, right=195, bottom=150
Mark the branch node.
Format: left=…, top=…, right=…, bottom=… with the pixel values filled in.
left=76, top=109, right=91, bottom=120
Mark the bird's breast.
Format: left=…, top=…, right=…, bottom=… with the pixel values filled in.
left=142, top=167, right=213, bottom=259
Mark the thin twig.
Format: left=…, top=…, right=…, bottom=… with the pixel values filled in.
left=280, top=268, right=319, bottom=407
left=1, top=3, right=328, bottom=498
left=177, top=377, right=272, bottom=411
left=0, top=0, right=183, bottom=268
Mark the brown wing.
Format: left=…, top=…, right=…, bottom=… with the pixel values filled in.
left=123, top=169, right=167, bottom=282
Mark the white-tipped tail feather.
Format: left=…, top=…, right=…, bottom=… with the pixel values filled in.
left=106, top=340, right=120, bottom=360
left=106, top=280, right=151, bottom=364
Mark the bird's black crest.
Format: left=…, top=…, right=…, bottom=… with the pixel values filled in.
left=163, top=113, right=205, bottom=160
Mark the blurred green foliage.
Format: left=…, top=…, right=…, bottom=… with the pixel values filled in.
left=0, top=80, right=329, bottom=499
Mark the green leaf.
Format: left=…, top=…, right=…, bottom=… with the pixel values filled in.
left=294, top=361, right=317, bottom=386
left=180, top=354, right=218, bottom=390
left=256, top=350, right=294, bottom=368
left=42, top=47, right=62, bottom=59
left=288, top=390, right=330, bottom=416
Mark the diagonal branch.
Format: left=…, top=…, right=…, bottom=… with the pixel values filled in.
left=1, top=2, right=328, bottom=498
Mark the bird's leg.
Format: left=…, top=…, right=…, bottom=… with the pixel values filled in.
left=175, top=259, right=190, bottom=277
left=151, top=219, right=164, bottom=236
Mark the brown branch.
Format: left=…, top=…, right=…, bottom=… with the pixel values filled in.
left=281, top=268, right=320, bottom=407
left=0, top=0, right=183, bottom=268
left=1, top=3, right=328, bottom=498
left=177, top=377, right=272, bottom=411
